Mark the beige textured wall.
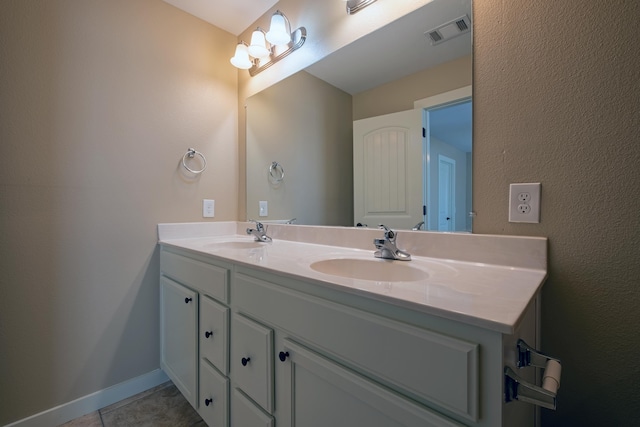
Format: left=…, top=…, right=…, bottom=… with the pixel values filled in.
left=353, top=55, right=472, bottom=120
left=246, top=71, right=353, bottom=225
left=0, top=1, right=237, bottom=424
left=474, top=0, right=640, bottom=425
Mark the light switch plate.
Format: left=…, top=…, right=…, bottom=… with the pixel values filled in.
left=259, top=200, right=268, bottom=217
left=203, top=199, right=215, bottom=218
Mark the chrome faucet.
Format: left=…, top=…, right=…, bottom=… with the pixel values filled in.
left=373, top=225, right=411, bottom=261
left=412, top=221, right=425, bottom=231
left=246, top=220, right=272, bottom=242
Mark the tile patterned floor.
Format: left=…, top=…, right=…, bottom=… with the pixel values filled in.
left=59, top=382, right=204, bottom=427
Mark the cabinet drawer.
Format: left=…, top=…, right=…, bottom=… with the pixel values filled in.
left=231, top=313, right=273, bottom=412
left=231, top=388, right=274, bottom=427
left=235, top=274, right=479, bottom=420
left=200, top=296, right=229, bottom=374
left=161, top=249, right=228, bottom=302
left=199, top=360, right=229, bottom=427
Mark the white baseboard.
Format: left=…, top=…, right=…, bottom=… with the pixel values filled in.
left=4, top=369, right=169, bottom=427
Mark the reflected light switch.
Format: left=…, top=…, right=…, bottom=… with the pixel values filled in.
left=203, top=199, right=215, bottom=218
left=259, top=201, right=268, bottom=217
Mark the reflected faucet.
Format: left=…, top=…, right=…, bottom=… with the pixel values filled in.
left=412, top=221, right=425, bottom=231
left=246, top=220, right=272, bottom=242
left=373, top=224, right=411, bottom=261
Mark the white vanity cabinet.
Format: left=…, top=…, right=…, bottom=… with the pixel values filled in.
left=160, top=247, right=231, bottom=425
left=160, top=242, right=541, bottom=427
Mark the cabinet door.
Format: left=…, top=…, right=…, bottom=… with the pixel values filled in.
left=230, top=314, right=273, bottom=412
left=281, top=339, right=464, bottom=427
left=199, top=360, right=229, bottom=427
left=160, top=276, right=198, bottom=408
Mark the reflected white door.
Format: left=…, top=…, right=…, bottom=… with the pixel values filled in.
left=353, top=109, right=423, bottom=230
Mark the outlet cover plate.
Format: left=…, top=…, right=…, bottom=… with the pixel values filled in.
left=509, top=183, right=540, bottom=223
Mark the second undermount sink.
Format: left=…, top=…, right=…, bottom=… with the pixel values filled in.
left=310, top=258, right=428, bottom=282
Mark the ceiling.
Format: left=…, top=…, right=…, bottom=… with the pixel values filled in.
left=305, top=0, right=471, bottom=95
left=162, top=0, right=278, bottom=35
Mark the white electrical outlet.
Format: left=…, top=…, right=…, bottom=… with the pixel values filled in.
left=203, top=199, right=215, bottom=218
left=259, top=200, right=268, bottom=217
left=509, top=183, right=540, bottom=223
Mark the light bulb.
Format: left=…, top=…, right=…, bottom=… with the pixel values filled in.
left=230, top=43, right=252, bottom=69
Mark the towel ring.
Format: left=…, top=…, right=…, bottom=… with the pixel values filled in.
left=182, top=148, right=207, bottom=174
left=269, top=161, right=285, bottom=184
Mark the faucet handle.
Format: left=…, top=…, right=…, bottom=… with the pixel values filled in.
left=378, top=224, right=396, bottom=241
left=248, top=219, right=265, bottom=231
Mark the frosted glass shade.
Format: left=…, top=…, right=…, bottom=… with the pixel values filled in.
left=230, top=44, right=252, bottom=69
left=266, top=13, right=291, bottom=46
left=248, top=30, right=270, bottom=58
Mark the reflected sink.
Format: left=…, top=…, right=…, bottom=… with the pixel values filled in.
left=310, top=258, right=428, bottom=282
left=204, top=241, right=266, bottom=250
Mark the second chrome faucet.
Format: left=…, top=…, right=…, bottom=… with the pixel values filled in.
left=246, top=220, right=272, bottom=242
left=374, top=225, right=411, bottom=261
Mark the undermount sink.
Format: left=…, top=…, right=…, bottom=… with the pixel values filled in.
left=204, top=240, right=266, bottom=249
left=309, top=258, right=428, bottom=282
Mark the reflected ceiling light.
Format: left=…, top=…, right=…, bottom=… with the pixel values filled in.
left=230, top=10, right=306, bottom=77
left=344, top=0, right=378, bottom=14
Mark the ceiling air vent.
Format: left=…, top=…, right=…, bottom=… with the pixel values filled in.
left=425, top=15, right=471, bottom=46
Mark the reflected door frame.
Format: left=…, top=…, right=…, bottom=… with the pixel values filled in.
left=437, top=154, right=456, bottom=231
left=414, top=86, right=472, bottom=231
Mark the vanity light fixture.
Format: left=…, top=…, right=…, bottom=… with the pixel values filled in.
left=230, top=10, right=306, bottom=76
left=344, top=0, right=378, bottom=14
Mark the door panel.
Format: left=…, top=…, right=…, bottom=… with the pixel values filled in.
left=354, top=109, right=423, bottom=229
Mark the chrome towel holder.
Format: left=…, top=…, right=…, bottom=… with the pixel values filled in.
left=182, top=148, right=207, bottom=174
left=269, top=161, right=285, bottom=184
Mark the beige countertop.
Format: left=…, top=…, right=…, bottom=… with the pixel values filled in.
left=158, top=222, right=547, bottom=334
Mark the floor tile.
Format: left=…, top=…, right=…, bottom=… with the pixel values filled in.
left=58, top=411, right=103, bottom=427
left=100, top=383, right=202, bottom=427
left=99, top=381, right=172, bottom=414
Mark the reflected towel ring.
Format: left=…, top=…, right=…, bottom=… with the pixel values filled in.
left=182, top=148, right=207, bottom=174
left=269, top=161, right=285, bottom=184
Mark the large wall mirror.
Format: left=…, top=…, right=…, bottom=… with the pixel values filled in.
left=246, top=0, right=472, bottom=231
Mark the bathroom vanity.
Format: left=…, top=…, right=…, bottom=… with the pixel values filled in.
left=158, top=222, right=551, bottom=427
